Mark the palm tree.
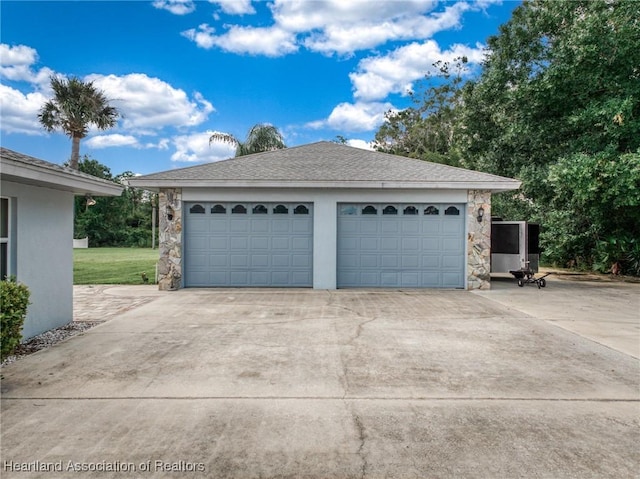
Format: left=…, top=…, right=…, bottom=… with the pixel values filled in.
left=210, top=123, right=286, bottom=157
left=38, top=76, right=119, bottom=169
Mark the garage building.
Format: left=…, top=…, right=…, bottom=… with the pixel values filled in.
left=128, top=142, right=520, bottom=290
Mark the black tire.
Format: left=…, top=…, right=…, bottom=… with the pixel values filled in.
left=518, top=279, right=524, bottom=287
left=539, top=278, right=546, bottom=288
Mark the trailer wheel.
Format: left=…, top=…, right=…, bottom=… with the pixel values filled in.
left=539, top=278, right=546, bottom=288
left=518, top=279, right=524, bottom=287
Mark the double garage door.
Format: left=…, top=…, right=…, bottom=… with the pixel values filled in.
left=184, top=202, right=313, bottom=287
left=184, top=201, right=465, bottom=288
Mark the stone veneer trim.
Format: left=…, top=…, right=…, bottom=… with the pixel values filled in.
left=467, top=190, right=492, bottom=290
left=157, top=188, right=183, bottom=290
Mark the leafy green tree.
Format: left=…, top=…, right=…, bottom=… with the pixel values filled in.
left=544, top=151, right=640, bottom=274
left=38, top=76, right=119, bottom=169
left=459, top=0, right=640, bottom=272
left=73, top=156, right=156, bottom=247
left=373, top=58, right=468, bottom=166
left=210, top=123, right=286, bottom=157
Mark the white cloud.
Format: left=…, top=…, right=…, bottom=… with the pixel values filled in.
left=213, top=25, right=297, bottom=56
left=85, top=134, right=140, bottom=149
left=181, top=1, right=492, bottom=57
left=85, top=73, right=214, bottom=131
left=0, top=43, right=54, bottom=89
left=210, top=0, right=255, bottom=15
left=182, top=24, right=297, bottom=57
left=350, top=40, right=485, bottom=101
left=0, top=84, right=47, bottom=135
left=152, top=0, right=195, bottom=15
left=171, top=131, right=236, bottom=162
left=181, top=24, right=217, bottom=49
left=85, top=134, right=171, bottom=150
left=291, top=1, right=472, bottom=55
left=0, top=44, right=218, bottom=140
left=346, top=138, right=374, bottom=150
left=319, top=101, right=394, bottom=132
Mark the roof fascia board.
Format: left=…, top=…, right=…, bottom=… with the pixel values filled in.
left=1, top=159, right=123, bottom=196
left=127, top=178, right=522, bottom=192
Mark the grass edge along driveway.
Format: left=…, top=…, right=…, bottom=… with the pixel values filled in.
left=73, top=247, right=157, bottom=285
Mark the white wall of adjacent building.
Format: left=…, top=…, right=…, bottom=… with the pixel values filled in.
left=1, top=180, right=74, bottom=339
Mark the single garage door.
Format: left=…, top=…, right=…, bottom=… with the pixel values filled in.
left=337, top=203, right=465, bottom=288
left=184, top=202, right=313, bottom=287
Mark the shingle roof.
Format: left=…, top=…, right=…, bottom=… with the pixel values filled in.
left=129, top=141, right=520, bottom=191
left=1, top=147, right=123, bottom=196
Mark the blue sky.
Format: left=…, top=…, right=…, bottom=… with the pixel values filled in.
left=1, top=0, right=519, bottom=175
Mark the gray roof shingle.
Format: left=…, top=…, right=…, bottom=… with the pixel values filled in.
left=129, top=141, right=520, bottom=191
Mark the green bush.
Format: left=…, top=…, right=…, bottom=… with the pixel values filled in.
left=1, top=279, right=31, bottom=361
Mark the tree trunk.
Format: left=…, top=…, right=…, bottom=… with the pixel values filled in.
left=70, top=135, right=81, bottom=169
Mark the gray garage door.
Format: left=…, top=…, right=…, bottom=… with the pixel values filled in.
left=184, top=202, right=313, bottom=287
left=337, top=203, right=465, bottom=288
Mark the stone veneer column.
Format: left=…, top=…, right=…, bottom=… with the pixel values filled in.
left=157, top=188, right=182, bottom=290
left=467, top=190, right=491, bottom=290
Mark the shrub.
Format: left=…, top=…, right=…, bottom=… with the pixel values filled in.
left=1, top=278, right=31, bottom=361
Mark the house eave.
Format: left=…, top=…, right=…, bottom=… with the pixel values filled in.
left=126, top=178, right=522, bottom=192
left=1, top=160, right=123, bottom=196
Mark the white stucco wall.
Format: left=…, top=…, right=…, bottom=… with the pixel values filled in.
left=181, top=187, right=468, bottom=289
left=1, top=180, right=74, bottom=339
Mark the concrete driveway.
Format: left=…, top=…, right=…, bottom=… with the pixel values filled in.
left=1, top=278, right=639, bottom=478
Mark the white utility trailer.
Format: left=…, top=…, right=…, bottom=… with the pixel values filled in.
left=491, top=221, right=549, bottom=287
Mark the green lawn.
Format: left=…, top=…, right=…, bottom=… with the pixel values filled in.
left=74, top=248, right=158, bottom=285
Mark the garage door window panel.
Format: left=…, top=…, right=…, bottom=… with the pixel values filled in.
left=383, top=205, right=398, bottom=215
left=403, top=206, right=418, bottom=215
left=362, top=205, right=377, bottom=215
left=445, top=206, right=460, bottom=215
left=274, top=204, right=289, bottom=214
left=189, top=204, right=205, bottom=214
left=340, top=205, right=358, bottom=215
left=232, top=205, right=247, bottom=214
left=424, top=206, right=439, bottom=215
left=252, top=204, right=268, bottom=214
left=211, top=204, right=226, bottom=214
